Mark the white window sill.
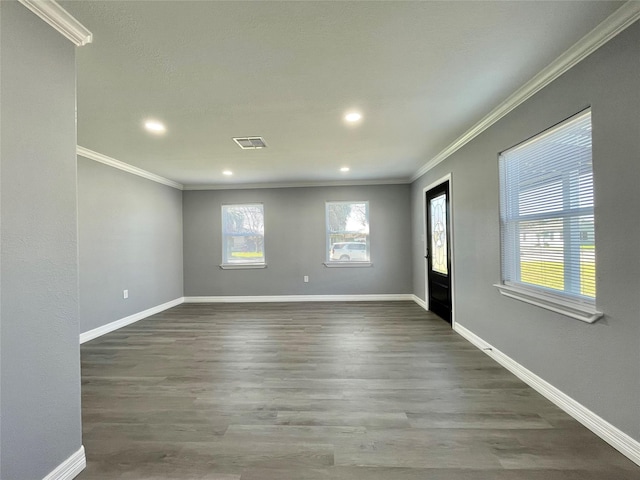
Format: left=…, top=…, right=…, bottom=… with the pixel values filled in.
left=494, top=283, right=603, bottom=324
left=219, top=263, right=267, bottom=270
left=323, top=262, right=372, bottom=268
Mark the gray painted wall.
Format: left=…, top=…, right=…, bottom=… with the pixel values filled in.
left=78, top=157, right=184, bottom=334
left=183, top=185, right=412, bottom=296
left=411, top=23, right=640, bottom=441
left=0, top=2, right=83, bottom=478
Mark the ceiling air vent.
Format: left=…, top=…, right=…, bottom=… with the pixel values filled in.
left=233, top=137, right=267, bottom=149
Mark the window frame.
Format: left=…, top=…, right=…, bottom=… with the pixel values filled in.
left=220, top=203, right=267, bottom=270
left=324, top=200, right=372, bottom=268
left=494, top=109, right=602, bottom=323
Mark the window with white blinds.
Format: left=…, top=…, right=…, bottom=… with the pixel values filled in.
left=498, top=109, right=595, bottom=306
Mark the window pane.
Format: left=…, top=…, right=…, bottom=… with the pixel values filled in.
left=519, top=218, right=564, bottom=292
left=222, top=204, right=265, bottom=264
left=430, top=193, right=448, bottom=274
left=326, top=201, right=370, bottom=262
left=499, top=109, right=595, bottom=303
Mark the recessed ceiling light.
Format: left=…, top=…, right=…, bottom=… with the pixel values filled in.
left=340, top=167, right=350, bottom=172
left=144, top=120, right=166, bottom=134
left=344, top=112, right=362, bottom=123
left=223, top=170, right=233, bottom=176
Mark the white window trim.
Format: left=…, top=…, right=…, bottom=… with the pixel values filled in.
left=323, top=261, right=372, bottom=268
left=220, top=263, right=267, bottom=270
left=494, top=283, right=602, bottom=323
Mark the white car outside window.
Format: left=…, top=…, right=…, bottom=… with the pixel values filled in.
left=330, top=242, right=368, bottom=261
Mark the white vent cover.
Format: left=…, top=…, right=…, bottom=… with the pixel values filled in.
left=233, top=137, right=267, bottom=149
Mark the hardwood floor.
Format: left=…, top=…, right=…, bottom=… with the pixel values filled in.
left=77, top=302, right=639, bottom=479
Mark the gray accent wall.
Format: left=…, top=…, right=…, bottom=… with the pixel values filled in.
left=0, top=2, right=82, bottom=478
left=78, top=157, right=184, bottom=334
left=411, top=23, right=640, bottom=441
left=183, top=185, right=412, bottom=296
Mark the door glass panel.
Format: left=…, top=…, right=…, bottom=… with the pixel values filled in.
left=430, top=193, right=448, bottom=275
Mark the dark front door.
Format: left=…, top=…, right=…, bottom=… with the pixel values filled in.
left=426, top=181, right=452, bottom=324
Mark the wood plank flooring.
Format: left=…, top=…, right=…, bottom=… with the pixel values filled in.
left=77, top=302, right=639, bottom=479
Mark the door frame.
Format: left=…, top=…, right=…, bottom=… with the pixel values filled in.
left=422, top=173, right=455, bottom=327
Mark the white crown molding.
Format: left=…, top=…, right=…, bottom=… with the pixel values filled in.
left=411, top=1, right=640, bottom=182
left=80, top=297, right=184, bottom=344
left=184, top=294, right=414, bottom=303
left=77, top=146, right=406, bottom=191
left=183, top=178, right=410, bottom=191
left=454, top=323, right=640, bottom=467
left=18, top=0, right=92, bottom=46
left=77, top=146, right=184, bottom=190
left=42, top=446, right=86, bottom=480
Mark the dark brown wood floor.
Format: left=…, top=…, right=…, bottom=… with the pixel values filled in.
left=77, top=301, right=639, bottom=479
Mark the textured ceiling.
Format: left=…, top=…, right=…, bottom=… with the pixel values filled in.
left=61, top=1, right=623, bottom=187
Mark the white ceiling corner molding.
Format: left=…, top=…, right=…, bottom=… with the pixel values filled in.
left=77, top=146, right=184, bottom=190
left=182, top=178, right=410, bottom=191
left=411, top=0, right=640, bottom=182
left=18, top=0, right=93, bottom=46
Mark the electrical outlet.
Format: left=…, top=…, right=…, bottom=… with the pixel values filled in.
left=303, top=275, right=309, bottom=283
left=123, top=289, right=129, bottom=299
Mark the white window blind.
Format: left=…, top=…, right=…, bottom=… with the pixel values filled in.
left=498, top=109, right=595, bottom=305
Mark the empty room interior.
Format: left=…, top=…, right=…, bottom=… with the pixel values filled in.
left=2, top=1, right=640, bottom=479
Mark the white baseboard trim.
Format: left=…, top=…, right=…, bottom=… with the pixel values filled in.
left=183, top=294, right=413, bottom=303
left=80, top=297, right=185, bottom=344
left=43, top=446, right=86, bottom=480
left=412, top=294, right=429, bottom=311
left=454, top=323, right=640, bottom=467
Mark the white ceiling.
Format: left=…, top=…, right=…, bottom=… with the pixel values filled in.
left=61, top=1, right=623, bottom=188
